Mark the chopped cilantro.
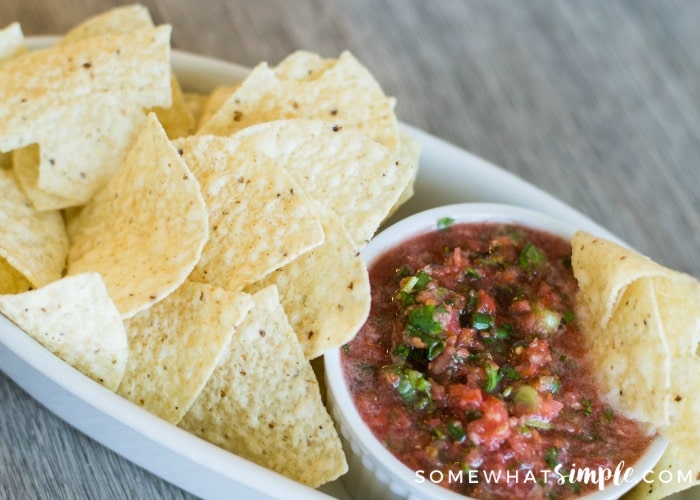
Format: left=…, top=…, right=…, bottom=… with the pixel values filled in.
left=519, top=243, right=545, bottom=271
left=582, top=399, right=593, bottom=416
left=390, top=367, right=433, bottom=410
left=544, top=446, right=559, bottom=469
left=563, top=309, right=576, bottom=324
left=603, top=407, right=614, bottom=424
left=342, top=344, right=350, bottom=354
left=437, top=217, right=455, bottom=230
left=500, top=365, right=521, bottom=381
left=392, top=344, right=411, bottom=360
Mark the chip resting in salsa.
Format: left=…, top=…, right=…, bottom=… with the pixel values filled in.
left=573, top=231, right=700, bottom=499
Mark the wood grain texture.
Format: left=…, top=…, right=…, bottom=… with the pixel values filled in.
left=1, top=0, right=698, bottom=498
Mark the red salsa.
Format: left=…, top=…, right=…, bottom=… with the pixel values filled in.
left=342, top=222, right=653, bottom=499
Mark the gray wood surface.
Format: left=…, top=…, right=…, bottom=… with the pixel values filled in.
left=1, top=1, right=698, bottom=499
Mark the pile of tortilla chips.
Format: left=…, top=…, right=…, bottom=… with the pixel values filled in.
left=0, top=4, right=419, bottom=489
left=572, top=232, right=700, bottom=499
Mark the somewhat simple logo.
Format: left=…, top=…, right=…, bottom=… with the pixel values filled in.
left=415, top=461, right=695, bottom=491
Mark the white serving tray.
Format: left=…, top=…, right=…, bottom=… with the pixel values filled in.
left=0, top=38, right=637, bottom=500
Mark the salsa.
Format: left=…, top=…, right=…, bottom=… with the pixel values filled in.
left=342, top=222, right=653, bottom=499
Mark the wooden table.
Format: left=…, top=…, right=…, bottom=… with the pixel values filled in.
left=1, top=1, right=698, bottom=498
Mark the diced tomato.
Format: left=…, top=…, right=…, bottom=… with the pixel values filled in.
left=518, top=338, right=552, bottom=377
left=447, top=384, right=482, bottom=411
left=511, top=299, right=532, bottom=314
left=467, top=395, right=511, bottom=451
left=537, top=392, right=564, bottom=421
left=475, top=289, right=496, bottom=315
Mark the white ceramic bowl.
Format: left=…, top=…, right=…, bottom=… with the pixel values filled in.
left=324, top=202, right=667, bottom=500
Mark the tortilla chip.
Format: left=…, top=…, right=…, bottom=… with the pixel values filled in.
left=62, top=205, right=83, bottom=243
left=0, top=256, right=32, bottom=294
left=58, top=4, right=153, bottom=44
left=179, top=285, right=347, bottom=487
left=654, top=272, right=700, bottom=456
left=273, top=50, right=335, bottom=80
left=386, top=126, right=420, bottom=220
left=0, top=169, right=68, bottom=291
left=248, top=205, right=370, bottom=359
left=68, top=113, right=208, bottom=318
left=217, top=119, right=413, bottom=247
left=12, top=143, right=90, bottom=211
left=183, top=91, right=209, bottom=129
left=0, top=272, right=127, bottom=390
left=624, top=445, right=699, bottom=499
left=175, top=134, right=324, bottom=292
left=574, top=231, right=700, bottom=498
left=580, top=276, right=671, bottom=425
left=58, top=6, right=194, bottom=141
left=196, top=85, right=237, bottom=132
left=0, top=153, right=10, bottom=170
left=0, top=23, right=26, bottom=170
left=0, top=22, right=26, bottom=60
left=0, top=26, right=172, bottom=208
left=117, top=281, right=253, bottom=424
left=572, top=232, right=675, bottom=328
left=198, top=51, right=399, bottom=151
left=151, top=73, right=195, bottom=139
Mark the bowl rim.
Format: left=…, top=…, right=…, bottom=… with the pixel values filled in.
left=324, top=201, right=667, bottom=500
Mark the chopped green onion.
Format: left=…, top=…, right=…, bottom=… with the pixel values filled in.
left=533, top=307, right=562, bottom=334
left=415, top=396, right=432, bottom=411
left=426, top=340, right=445, bottom=360
left=437, top=217, right=455, bottom=230
left=400, top=275, right=419, bottom=294
left=342, top=344, right=350, bottom=354
left=446, top=420, right=467, bottom=443
left=396, top=377, right=414, bottom=401
left=465, top=267, right=480, bottom=279
left=407, top=305, right=443, bottom=335
left=519, top=243, right=545, bottom=271
left=465, top=409, right=482, bottom=421
left=483, top=362, right=502, bottom=393
left=524, top=418, right=552, bottom=430
left=406, top=369, right=430, bottom=392
left=494, top=323, right=513, bottom=339
left=514, top=385, right=540, bottom=412
left=472, top=312, right=493, bottom=331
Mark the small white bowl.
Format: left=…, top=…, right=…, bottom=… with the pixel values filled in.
left=324, top=202, right=667, bottom=500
